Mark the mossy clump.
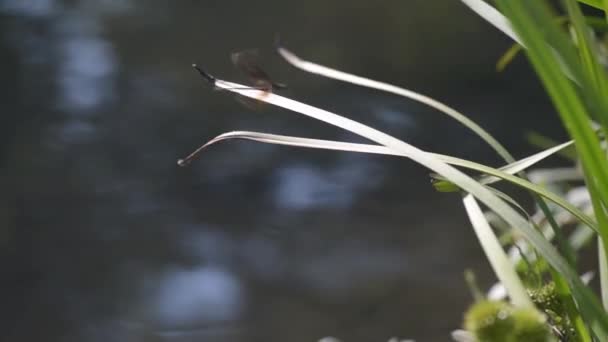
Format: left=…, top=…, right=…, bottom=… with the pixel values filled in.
left=465, top=300, right=514, bottom=341
left=511, top=308, right=554, bottom=342
left=528, top=282, right=576, bottom=340
left=528, top=283, right=561, bottom=313
left=464, top=300, right=554, bottom=341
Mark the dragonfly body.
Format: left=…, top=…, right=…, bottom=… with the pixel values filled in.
left=230, top=50, right=286, bottom=92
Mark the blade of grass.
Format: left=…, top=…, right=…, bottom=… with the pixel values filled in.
left=459, top=0, right=522, bottom=44
left=564, top=4, right=608, bottom=288
left=564, top=0, right=608, bottom=131
left=460, top=0, right=608, bottom=37
left=463, top=194, right=533, bottom=307
left=576, top=0, right=605, bottom=10
left=497, top=43, right=523, bottom=71
left=186, top=131, right=597, bottom=234
left=527, top=131, right=578, bottom=161
left=600, top=240, right=608, bottom=309
left=496, top=15, right=608, bottom=72
left=276, top=45, right=515, bottom=163
left=582, top=161, right=608, bottom=310
left=482, top=140, right=574, bottom=184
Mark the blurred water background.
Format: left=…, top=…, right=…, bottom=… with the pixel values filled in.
left=0, top=1, right=566, bottom=341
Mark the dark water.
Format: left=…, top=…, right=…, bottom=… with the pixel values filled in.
left=1, top=1, right=563, bottom=341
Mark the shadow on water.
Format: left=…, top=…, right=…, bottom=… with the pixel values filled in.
left=1, top=1, right=564, bottom=341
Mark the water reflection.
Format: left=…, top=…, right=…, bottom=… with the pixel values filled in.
left=181, top=228, right=234, bottom=264
left=152, top=267, right=243, bottom=326
left=55, top=119, right=96, bottom=144
left=1, top=0, right=550, bottom=341
left=240, top=235, right=285, bottom=281
left=274, top=156, right=383, bottom=210
left=297, top=239, right=409, bottom=297
left=58, top=33, right=116, bottom=111
left=1, top=0, right=55, bottom=17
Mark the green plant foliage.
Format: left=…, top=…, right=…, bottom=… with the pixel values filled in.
left=495, top=16, right=608, bottom=72
left=494, top=0, right=608, bottom=337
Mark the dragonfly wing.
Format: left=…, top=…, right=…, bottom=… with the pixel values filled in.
left=231, top=49, right=275, bottom=89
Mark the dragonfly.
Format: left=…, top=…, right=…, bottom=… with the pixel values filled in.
left=230, top=49, right=287, bottom=92
left=226, top=49, right=287, bottom=109
left=192, top=49, right=286, bottom=96
left=180, top=50, right=286, bottom=166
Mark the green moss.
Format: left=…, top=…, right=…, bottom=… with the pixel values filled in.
left=464, top=300, right=555, bottom=341
left=464, top=301, right=514, bottom=342
left=511, top=308, right=555, bottom=342
left=528, top=282, right=576, bottom=340
left=529, top=283, right=561, bottom=313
